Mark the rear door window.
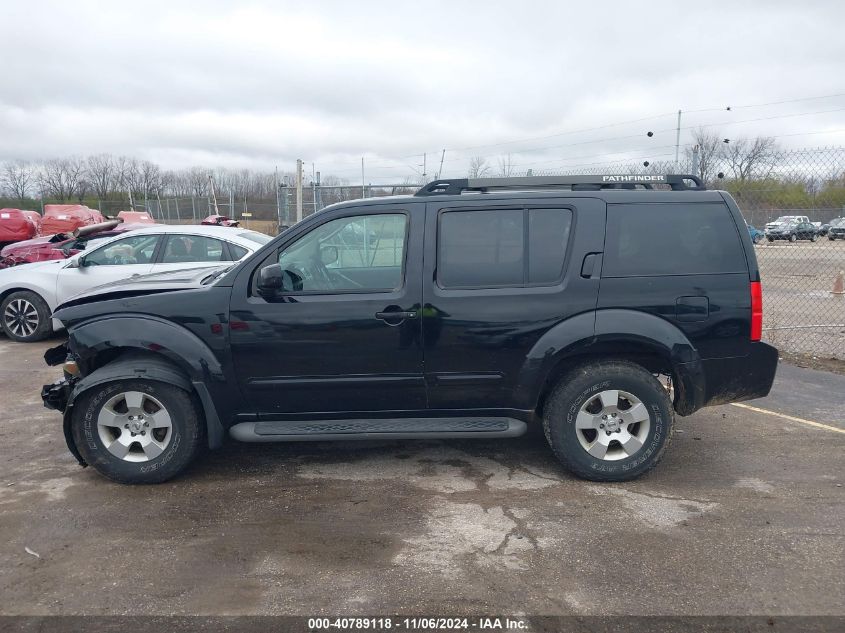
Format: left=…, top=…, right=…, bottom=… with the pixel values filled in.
left=603, top=203, right=746, bottom=277
left=438, top=208, right=572, bottom=288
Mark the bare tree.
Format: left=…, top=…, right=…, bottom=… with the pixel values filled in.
left=186, top=167, right=209, bottom=198
left=467, top=156, right=490, bottom=178
left=40, top=157, right=87, bottom=201
left=497, top=154, right=514, bottom=177
left=2, top=161, right=35, bottom=205
left=723, top=136, right=778, bottom=181
left=684, top=127, right=723, bottom=183
left=86, top=154, right=116, bottom=200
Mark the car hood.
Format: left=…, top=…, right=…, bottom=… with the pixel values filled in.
left=0, top=235, right=59, bottom=255
left=0, top=257, right=67, bottom=278
left=55, top=264, right=232, bottom=310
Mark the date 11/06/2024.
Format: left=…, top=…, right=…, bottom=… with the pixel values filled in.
left=307, top=617, right=528, bottom=630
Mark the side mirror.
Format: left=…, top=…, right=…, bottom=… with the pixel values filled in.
left=65, top=257, right=81, bottom=269
left=257, top=264, right=304, bottom=297
left=320, top=245, right=338, bottom=266
left=258, top=263, right=284, bottom=294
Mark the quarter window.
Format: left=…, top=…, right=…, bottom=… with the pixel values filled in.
left=604, top=203, right=746, bottom=277
left=438, top=208, right=572, bottom=288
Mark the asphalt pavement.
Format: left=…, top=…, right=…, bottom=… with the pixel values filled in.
left=0, top=338, right=842, bottom=617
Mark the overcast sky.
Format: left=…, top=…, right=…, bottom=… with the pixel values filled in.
left=1, top=0, right=844, bottom=181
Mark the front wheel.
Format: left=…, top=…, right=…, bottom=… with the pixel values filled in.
left=543, top=361, right=674, bottom=481
left=753, top=234, right=763, bottom=244
left=767, top=237, right=774, bottom=242
left=789, top=234, right=797, bottom=242
left=811, top=234, right=818, bottom=242
left=1, top=290, right=53, bottom=342
left=71, top=380, right=204, bottom=484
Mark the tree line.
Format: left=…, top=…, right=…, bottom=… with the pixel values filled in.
left=0, top=155, right=298, bottom=208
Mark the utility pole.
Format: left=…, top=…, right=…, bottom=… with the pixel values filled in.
left=274, top=166, right=281, bottom=227
left=422, top=153, right=427, bottom=183
left=437, top=149, right=445, bottom=180
left=674, top=109, right=682, bottom=172
left=208, top=174, right=220, bottom=215
left=315, top=170, right=322, bottom=212
left=311, top=162, right=316, bottom=216
left=295, top=159, right=303, bottom=223
left=361, top=157, right=365, bottom=200
left=691, top=144, right=700, bottom=179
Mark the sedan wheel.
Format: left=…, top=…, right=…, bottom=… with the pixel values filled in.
left=0, top=291, right=52, bottom=342
left=3, top=298, right=38, bottom=338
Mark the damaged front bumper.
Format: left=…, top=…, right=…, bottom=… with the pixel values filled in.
left=41, top=379, right=72, bottom=411
left=41, top=342, right=76, bottom=412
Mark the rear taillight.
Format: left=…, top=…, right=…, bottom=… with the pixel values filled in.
left=750, top=281, right=763, bottom=341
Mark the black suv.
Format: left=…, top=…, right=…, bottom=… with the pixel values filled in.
left=41, top=174, right=778, bottom=484
left=766, top=221, right=818, bottom=242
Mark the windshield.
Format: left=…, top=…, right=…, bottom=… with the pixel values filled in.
left=831, top=218, right=845, bottom=227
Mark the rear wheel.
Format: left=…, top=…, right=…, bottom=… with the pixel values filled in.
left=789, top=234, right=797, bottom=242
left=767, top=237, right=774, bottom=242
left=1, top=290, right=52, bottom=342
left=543, top=361, right=674, bottom=481
left=811, top=234, right=818, bottom=242
left=71, top=380, right=204, bottom=484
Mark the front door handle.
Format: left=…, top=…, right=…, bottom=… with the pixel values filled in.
left=375, top=310, right=418, bottom=323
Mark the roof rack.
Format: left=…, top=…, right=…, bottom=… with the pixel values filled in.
left=414, top=174, right=705, bottom=196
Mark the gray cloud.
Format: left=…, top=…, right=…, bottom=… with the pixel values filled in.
left=1, top=0, right=844, bottom=180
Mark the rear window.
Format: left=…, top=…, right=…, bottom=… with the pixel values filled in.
left=438, top=208, right=572, bottom=288
left=604, top=203, right=746, bottom=277
left=238, top=231, right=272, bottom=245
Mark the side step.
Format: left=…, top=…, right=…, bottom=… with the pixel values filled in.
left=229, top=417, right=527, bottom=442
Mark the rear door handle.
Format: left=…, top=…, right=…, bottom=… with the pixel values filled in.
left=581, top=252, right=602, bottom=279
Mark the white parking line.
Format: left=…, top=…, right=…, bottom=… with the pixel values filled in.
left=730, top=402, right=845, bottom=434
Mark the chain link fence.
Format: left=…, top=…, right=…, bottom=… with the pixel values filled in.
left=99, top=146, right=845, bottom=361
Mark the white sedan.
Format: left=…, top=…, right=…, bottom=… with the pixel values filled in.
left=0, top=224, right=270, bottom=342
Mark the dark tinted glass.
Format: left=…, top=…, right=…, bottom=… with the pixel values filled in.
left=439, top=209, right=524, bottom=287
left=228, top=243, right=248, bottom=260
left=528, top=208, right=571, bottom=284
left=604, top=203, right=746, bottom=277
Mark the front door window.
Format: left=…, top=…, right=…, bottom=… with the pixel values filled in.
left=276, top=214, right=407, bottom=293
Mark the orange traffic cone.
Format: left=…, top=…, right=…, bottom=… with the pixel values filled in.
left=833, top=270, right=845, bottom=295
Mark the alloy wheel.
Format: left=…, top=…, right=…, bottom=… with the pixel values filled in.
left=96, top=391, right=173, bottom=462
left=3, top=298, right=39, bottom=338
left=574, top=390, right=651, bottom=461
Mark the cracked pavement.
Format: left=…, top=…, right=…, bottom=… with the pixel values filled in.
left=0, top=337, right=843, bottom=616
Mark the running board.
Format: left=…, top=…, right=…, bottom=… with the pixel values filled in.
left=229, top=417, right=527, bottom=442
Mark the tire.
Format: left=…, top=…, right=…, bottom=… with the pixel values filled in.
left=811, top=234, right=818, bottom=242
left=1, top=290, right=53, bottom=342
left=767, top=237, right=774, bottom=242
left=830, top=235, right=836, bottom=241
left=71, top=380, right=204, bottom=484
left=753, top=234, right=762, bottom=245
left=542, top=360, right=674, bottom=482
left=789, top=234, right=797, bottom=242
